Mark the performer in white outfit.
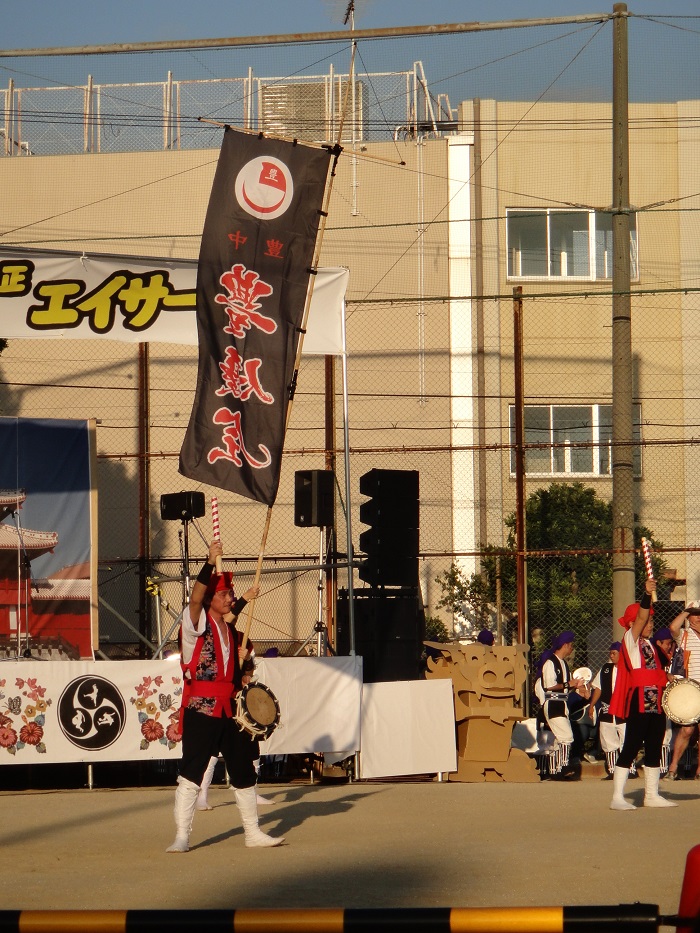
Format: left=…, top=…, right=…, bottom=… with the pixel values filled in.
left=589, top=642, right=637, bottom=779
left=540, top=630, right=585, bottom=778
left=665, top=603, right=700, bottom=780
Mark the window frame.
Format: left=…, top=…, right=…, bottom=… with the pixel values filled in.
left=509, top=403, right=642, bottom=478
left=506, top=208, right=638, bottom=281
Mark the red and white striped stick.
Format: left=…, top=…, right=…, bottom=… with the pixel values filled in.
left=211, top=496, right=223, bottom=573
left=641, top=536, right=657, bottom=603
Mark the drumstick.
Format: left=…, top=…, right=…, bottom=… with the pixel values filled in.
left=211, top=496, right=223, bottom=574
left=641, top=536, right=658, bottom=603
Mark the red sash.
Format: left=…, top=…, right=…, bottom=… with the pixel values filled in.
left=609, top=635, right=668, bottom=718
left=177, top=615, right=236, bottom=731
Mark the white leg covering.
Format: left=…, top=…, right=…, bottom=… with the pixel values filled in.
left=605, top=750, right=618, bottom=774
left=197, top=756, right=218, bottom=811
left=551, top=745, right=562, bottom=775
left=644, top=766, right=678, bottom=808
left=252, top=758, right=273, bottom=804
left=166, top=776, right=200, bottom=852
left=228, top=783, right=273, bottom=804
left=610, top=766, right=636, bottom=810
left=235, top=785, right=284, bottom=847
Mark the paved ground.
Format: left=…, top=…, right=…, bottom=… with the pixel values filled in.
left=1, top=773, right=699, bottom=918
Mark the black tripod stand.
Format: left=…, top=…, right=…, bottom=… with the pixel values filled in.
left=151, top=491, right=206, bottom=658
left=295, top=526, right=334, bottom=657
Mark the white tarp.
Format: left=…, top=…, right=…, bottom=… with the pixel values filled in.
left=0, top=248, right=347, bottom=354
left=0, top=658, right=455, bottom=778
left=257, top=655, right=362, bottom=755
left=358, top=679, right=457, bottom=779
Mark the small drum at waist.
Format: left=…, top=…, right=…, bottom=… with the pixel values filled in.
left=573, top=667, right=593, bottom=685
left=662, top=678, right=700, bottom=725
left=234, top=682, right=281, bottom=739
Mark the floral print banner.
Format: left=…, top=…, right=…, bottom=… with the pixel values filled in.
left=0, top=656, right=365, bottom=766
left=0, top=660, right=183, bottom=764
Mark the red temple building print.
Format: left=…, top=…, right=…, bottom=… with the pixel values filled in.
left=0, top=490, right=91, bottom=659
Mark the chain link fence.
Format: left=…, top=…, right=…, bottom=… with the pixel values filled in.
left=2, top=13, right=700, bottom=694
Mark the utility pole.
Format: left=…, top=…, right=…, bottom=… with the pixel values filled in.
left=611, top=2, right=636, bottom=630
left=513, top=287, right=527, bottom=646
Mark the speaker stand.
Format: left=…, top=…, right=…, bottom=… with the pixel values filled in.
left=178, top=516, right=193, bottom=608
left=295, top=527, right=333, bottom=657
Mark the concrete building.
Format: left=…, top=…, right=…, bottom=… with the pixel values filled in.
left=2, top=83, right=699, bottom=651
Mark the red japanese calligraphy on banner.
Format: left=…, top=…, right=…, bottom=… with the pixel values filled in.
left=179, top=128, right=332, bottom=505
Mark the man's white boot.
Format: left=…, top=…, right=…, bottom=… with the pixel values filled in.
left=166, top=776, right=200, bottom=852
left=644, top=766, right=678, bottom=807
left=235, top=785, right=284, bottom=847
left=197, top=757, right=217, bottom=811
left=610, top=765, right=636, bottom=810
left=252, top=758, right=273, bottom=804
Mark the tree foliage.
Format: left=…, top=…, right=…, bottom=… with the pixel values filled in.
left=424, top=615, right=451, bottom=643
left=435, top=483, right=668, bottom=648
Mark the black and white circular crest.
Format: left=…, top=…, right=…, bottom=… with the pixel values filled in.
left=234, top=156, right=293, bottom=220
left=58, top=675, right=126, bottom=750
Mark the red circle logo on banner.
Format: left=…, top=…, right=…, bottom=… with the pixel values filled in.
left=235, top=156, right=293, bottom=220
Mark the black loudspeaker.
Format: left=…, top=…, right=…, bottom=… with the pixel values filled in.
left=294, top=470, right=335, bottom=527
left=160, top=491, right=206, bottom=521
left=336, top=589, right=425, bottom=683
left=358, top=469, right=419, bottom=587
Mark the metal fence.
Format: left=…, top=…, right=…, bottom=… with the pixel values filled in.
left=2, top=62, right=449, bottom=156
left=2, top=11, right=700, bottom=688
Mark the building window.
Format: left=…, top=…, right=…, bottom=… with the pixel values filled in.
left=507, top=209, right=638, bottom=280
left=509, top=404, right=642, bottom=476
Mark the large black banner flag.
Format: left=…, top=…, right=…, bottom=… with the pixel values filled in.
left=179, top=128, right=332, bottom=505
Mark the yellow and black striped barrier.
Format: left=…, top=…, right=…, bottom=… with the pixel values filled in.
left=0, top=904, right=694, bottom=933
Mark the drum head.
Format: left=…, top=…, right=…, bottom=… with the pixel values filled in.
left=662, top=679, right=700, bottom=725
left=245, top=685, right=279, bottom=727
left=573, top=667, right=592, bottom=684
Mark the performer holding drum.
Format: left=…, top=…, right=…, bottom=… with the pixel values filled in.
left=608, top=578, right=677, bottom=809
left=166, top=539, right=285, bottom=852
left=665, top=601, right=700, bottom=780
left=588, top=642, right=638, bottom=779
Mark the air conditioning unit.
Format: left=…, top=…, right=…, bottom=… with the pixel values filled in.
left=259, top=80, right=367, bottom=143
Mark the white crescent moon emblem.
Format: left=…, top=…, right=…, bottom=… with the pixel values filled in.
left=235, top=156, right=293, bottom=220
left=241, top=181, right=286, bottom=215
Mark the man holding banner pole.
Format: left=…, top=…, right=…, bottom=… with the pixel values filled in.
left=166, top=539, right=279, bottom=853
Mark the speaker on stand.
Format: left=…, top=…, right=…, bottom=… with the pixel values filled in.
left=294, top=470, right=336, bottom=657
left=159, top=490, right=206, bottom=608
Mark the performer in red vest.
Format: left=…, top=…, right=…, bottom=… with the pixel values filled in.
left=166, top=540, right=284, bottom=852
left=608, top=578, right=676, bottom=810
